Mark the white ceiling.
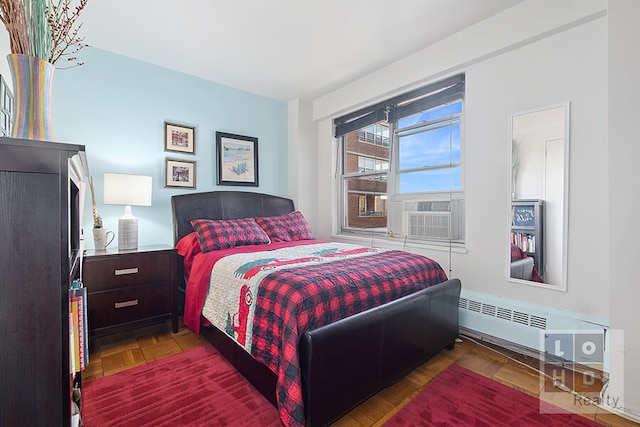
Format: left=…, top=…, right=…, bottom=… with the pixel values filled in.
left=81, top=0, right=523, bottom=101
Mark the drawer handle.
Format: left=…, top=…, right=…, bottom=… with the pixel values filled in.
left=114, top=267, right=139, bottom=276
left=115, top=299, right=139, bottom=309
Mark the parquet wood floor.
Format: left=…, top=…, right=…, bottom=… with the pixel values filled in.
left=85, top=320, right=637, bottom=426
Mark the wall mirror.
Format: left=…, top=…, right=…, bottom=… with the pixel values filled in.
left=508, top=102, right=569, bottom=290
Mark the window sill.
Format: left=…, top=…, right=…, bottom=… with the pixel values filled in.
left=330, top=233, right=467, bottom=254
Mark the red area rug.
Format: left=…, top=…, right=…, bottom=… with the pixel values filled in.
left=82, top=345, right=280, bottom=426
left=383, top=363, right=600, bottom=426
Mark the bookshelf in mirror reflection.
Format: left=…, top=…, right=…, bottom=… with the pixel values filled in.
left=511, top=199, right=544, bottom=278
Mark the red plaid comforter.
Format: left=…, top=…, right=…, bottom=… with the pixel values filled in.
left=183, top=241, right=447, bottom=427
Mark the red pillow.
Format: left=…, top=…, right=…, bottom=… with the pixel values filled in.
left=177, top=232, right=201, bottom=258
left=190, top=218, right=271, bottom=252
left=255, top=211, right=314, bottom=242
left=176, top=232, right=201, bottom=279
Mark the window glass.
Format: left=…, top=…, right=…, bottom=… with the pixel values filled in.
left=399, top=167, right=461, bottom=193
left=398, top=120, right=460, bottom=169
left=397, top=103, right=461, bottom=193
left=345, top=175, right=387, bottom=229
left=336, top=76, right=464, bottom=241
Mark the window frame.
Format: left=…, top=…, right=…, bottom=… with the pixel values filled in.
left=335, top=74, right=465, bottom=242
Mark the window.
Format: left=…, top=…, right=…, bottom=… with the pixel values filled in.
left=358, top=194, right=387, bottom=217
left=0, top=74, right=13, bottom=137
left=358, top=124, right=389, bottom=146
left=358, top=156, right=388, bottom=173
left=335, top=74, right=465, bottom=242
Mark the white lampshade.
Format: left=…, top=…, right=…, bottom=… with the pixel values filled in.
left=103, top=173, right=152, bottom=206
left=103, top=173, right=152, bottom=250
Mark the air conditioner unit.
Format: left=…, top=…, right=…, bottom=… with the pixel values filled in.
left=402, top=200, right=462, bottom=240
left=403, top=211, right=452, bottom=239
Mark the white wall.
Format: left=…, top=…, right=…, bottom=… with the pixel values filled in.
left=288, top=98, right=318, bottom=226
left=290, top=0, right=640, bottom=419
left=308, top=0, right=609, bottom=317
left=608, top=0, right=640, bottom=420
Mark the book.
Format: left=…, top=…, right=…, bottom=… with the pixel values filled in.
left=70, top=298, right=81, bottom=372
left=78, top=287, right=89, bottom=369
left=69, top=311, right=76, bottom=378
left=70, top=287, right=89, bottom=371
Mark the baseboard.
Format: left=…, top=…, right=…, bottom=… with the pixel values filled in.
left=458, top=326, right=606, bottom=381
left=459, top=327, right=640, bottom=424
left=459, top=326, right=541, bottom=359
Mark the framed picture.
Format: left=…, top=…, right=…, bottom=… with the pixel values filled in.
left=164, top=122, right=196, bottom=154
left=164, top=158, right=197, bottom=189
left=216, top=131, right=259, bottom=186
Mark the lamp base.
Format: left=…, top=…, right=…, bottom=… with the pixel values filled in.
left=118, top=217, right=138, bottom=250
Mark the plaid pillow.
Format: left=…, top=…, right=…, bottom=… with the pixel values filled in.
left=190, top=218, right=271, bottom=252
left=255, top=211, right=314, bottom=242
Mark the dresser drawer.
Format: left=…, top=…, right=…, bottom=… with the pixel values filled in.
left=88, top=284, right=171, bottom=330
left=84, top=252, right=172, bottom=291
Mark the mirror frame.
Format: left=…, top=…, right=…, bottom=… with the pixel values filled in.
left=507, top=102, right=570, bottom=291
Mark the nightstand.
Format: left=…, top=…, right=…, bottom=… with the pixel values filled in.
left=83, top=244, right=178, bottom=337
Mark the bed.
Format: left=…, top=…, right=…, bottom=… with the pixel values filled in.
left=171, top=190, right=461, bottom=427
left=510, top=243, right=542, bottom=282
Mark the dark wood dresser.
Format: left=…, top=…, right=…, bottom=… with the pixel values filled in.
left=0, top=137, right=86, bottom=426
left=83, top=245, right=178, bottom=337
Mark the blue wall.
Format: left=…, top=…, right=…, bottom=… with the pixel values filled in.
left=52, top=48, right=288, bottom=249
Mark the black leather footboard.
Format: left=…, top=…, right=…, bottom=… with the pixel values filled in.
left=299, top=278, right=461, bottom=427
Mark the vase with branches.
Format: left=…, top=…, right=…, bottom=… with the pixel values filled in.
left=0, top=0, right=88, bottom=68
left=0, top=0, right=88, bottom=140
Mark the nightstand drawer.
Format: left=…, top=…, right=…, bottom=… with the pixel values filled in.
left=84, top=252, right=172, bottom=291
left=83, top=245, right=178, bottom=336
left=88, top=284, right=171, bottom=330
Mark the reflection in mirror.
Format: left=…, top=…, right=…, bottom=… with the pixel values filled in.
left=508, top=103, right=569, bottom=290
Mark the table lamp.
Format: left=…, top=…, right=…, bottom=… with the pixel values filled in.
left=103, top=173, right=152, bottom=250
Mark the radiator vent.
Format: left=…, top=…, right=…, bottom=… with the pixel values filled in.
left=497, top=307, right=512, bottom=321
left=481, top=304, right=497, bottom=317
left=468, top=300, right=481, bottom=313
left=513, top=311, right=529, bottom=325
left=530, top=315, right=547, bottom=329
left=459, top=297, right=548, bottom=330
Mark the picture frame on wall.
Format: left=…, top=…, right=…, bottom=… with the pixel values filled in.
left=216, top=131, right=259, bottom=187
left=164, top=158, right=197, bottom=189
left=164, top=122, right=196, bottom=154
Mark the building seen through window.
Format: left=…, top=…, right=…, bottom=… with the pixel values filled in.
left=344, top=125, right=389, bottom=229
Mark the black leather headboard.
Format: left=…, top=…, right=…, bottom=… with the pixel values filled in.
left=171, top=191, right=295, bottom=299
left=171, top=190, right=295, bottom=244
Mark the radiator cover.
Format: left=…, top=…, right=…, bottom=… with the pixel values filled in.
left=458, top=289, right=609, bottom=369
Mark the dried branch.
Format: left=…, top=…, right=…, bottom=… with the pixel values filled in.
left=89, top=176, right=103, bottom=228
left=0, top=0, right=88, bottom=68
left=48, top=0, right=87, bottom=68
left=0, top=1, right=30, bottom=54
